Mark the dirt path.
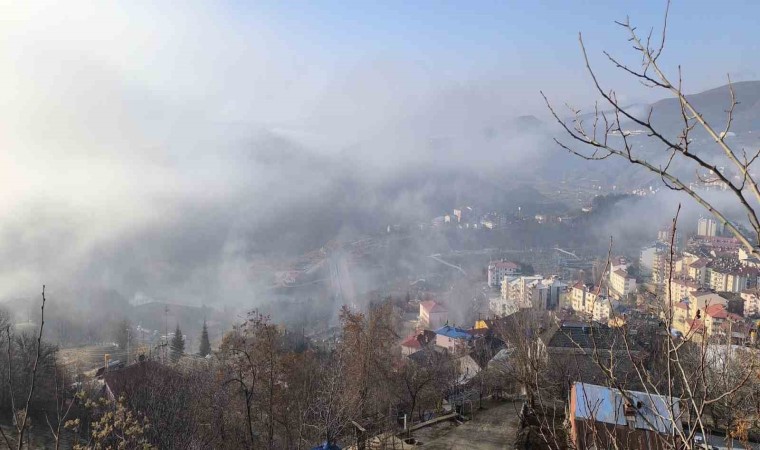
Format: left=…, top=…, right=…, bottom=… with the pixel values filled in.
left=415, top=400, right=521, bottom=450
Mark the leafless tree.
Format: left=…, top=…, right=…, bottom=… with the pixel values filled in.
left=542, top=0, right=760, bottom=257
left=539, top=2, right=760, bottom=448
left=1, top=286, right=48, bottom=450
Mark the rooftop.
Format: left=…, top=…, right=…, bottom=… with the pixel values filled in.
left=612, top=269, right=633, bottom=279
left=434, top=325, right=472, bottom=340
left=572, top=382, right=680, bottom=434
left=401, top=330, right=436, bottom=349
left=542, top=323, right=622, bottom=350
left=688, top=258, right=708, bottom=268
left=705, top=304, right=728, bottom=319
left=491, top=260, right=519, bottom=270
left=420, top=300, right=447, bottom=314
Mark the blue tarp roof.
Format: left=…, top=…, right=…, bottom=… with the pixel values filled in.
left=434, top=325, right=472, bottom=340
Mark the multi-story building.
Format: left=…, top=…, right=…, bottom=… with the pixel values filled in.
left=691, top=235, right=742, bottom=251
left=740, top=289, right=760, bottom=317
left=707, top=261, right=759, bottom=293
left=609, top=269, right=636, bottom=299
left=668, top=279, right=701, bottom=303
left=504, top=275, right=566, bottom=310
left=672, top=299, right=735, bottom=338
left=610, top=256, right=628, bottom=273
left=697, top=217, right=721, bottom=237
left=571, top=282, right=616, bottom=322
left=571, top=282, right=597, bottom=314
left=639, top=245, right=658, bottom=276
left=419, top=300, right=448, bottom=329
left=652, top=248, right=677, bottom=285
left=487, top=260, right=520, bottom=287
left=503, top=275, right=541, bottom=307
left=489, top=295, right=519, bottom=317
left=686, top=258, right=708, bottom=285
left=592, top=297, right=615, bottom=323
left=689, top=290, right=728, bottom=311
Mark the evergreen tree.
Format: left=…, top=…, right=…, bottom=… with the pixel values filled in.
left=170, top=324, right=185, bottom=361
left=199, top=320, right=211, bottom=357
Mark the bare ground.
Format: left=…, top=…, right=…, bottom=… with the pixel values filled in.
left=413, top=400, right=522, bottom=450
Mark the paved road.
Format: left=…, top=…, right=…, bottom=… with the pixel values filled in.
left=704, top=434, right=760, bottom=450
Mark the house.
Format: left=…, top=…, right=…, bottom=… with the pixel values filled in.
left=568, top=382, right=680, bottom=450
left=400, top=330, right=436, bottom=356
left=487, top=260, right=520, bottom=287
left=419, top=300, right=448, bottom=329
left=407, top=344, right=448, bottom=367
left=433, top=325, right=472, bottom=353
left=537, top=322, right=645, bottom=394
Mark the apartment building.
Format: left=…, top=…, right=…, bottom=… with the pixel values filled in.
left=609, top=269, right=636, bottom=299
left=487, top=260, right=520, bottom=287
left=740, top=289, right=760, bottom=317
left=504, top=275, right=566, bottom=310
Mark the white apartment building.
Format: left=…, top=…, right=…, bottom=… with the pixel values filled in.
left=592, top=297, right=615, bottom=323
left=504, top=275, right=566, bottom=311
left=708, top=266, right=758, bottom=293
left=488, top=260, right=520, bottom=287
left=609, top=269, right=636, bottom=299
left=697, top=217, right=721, bottom=237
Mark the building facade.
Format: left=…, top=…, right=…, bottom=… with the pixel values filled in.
left=487, top=260, right=520, bottom=287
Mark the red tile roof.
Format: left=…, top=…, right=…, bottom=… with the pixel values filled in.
left=401, top=330, right=436, bottom=348
left=401, top=335, right=422, bottom=349
left=704, top=304, right=728, bottom=319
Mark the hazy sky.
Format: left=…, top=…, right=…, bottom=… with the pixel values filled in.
left=0, top=0, right=757, bottom=304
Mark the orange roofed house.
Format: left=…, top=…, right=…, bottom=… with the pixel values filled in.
left=419, top=300, right=448, bottom=329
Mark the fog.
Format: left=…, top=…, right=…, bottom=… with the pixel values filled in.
left=3, top=2, right=752, bottom=335
left=0, top=2, right=564, bottom=315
